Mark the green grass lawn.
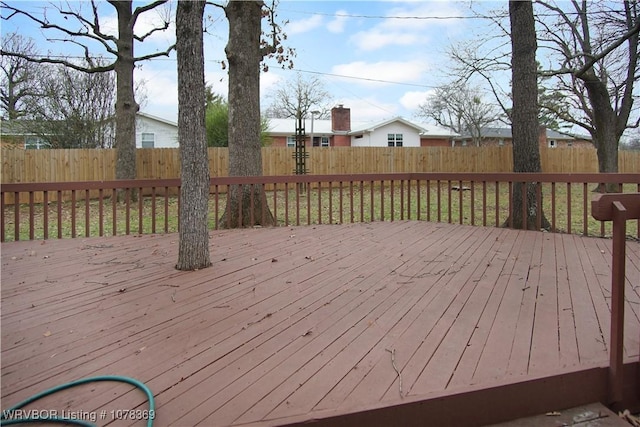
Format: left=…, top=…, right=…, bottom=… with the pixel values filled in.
left=2, top=182, right=638, bottom=242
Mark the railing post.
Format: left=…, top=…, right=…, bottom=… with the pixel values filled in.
left=592, top=192, right=640, bottom=406
left=609, top=200, right=626, bottom=404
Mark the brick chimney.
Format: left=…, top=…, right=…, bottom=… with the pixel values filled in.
left=331, top=105, right=351, bottom=132
left=538, top=125, right=547, bottom=146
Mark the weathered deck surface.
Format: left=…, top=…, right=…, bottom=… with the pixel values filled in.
left=1, top=221, right=639, bottom=426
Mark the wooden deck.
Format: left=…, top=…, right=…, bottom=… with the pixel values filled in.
left=1, top=221, right=639, bottom=426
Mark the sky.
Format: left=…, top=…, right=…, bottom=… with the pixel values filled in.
left=1, top=1, right=508, bottom=124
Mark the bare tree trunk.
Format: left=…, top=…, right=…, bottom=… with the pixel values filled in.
left=507, top=0, right=550, bottom=231
left=175, top=0, right=211, bottom=271
left=220, top=0, right=274, bottom=228
left=583, top=75, right=621, bottom=192
left=112, top=1, right=139, bottom=201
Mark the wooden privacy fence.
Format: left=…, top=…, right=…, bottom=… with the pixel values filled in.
left=3, top=146, right=639, bottom=183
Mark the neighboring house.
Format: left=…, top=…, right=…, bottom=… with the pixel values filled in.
left=0, top=120, right=53, bottom=149
left=267, top=105, right=458, bottom=148
left=454, top=126, right=593, bottom=148
left=136, top=112, right=179, bottom=148
left=1, top=113, right=179, bottom=149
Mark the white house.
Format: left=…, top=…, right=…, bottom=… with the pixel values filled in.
left=136, top=112, right=179, bottom=148
left=134, top=106, right=458, bottom=149
left=267, top=106, right=458, bottom=148
left=350, top=117, right=425, bottom=147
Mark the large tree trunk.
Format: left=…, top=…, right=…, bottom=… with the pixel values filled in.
left=219, top=0, right=275, bottom=228
left=507, top=0, right=550, bottom=231
left=175, top=0, right=211, bottom=271
left=112, top=1, right=138, bottom=187
left=583, top=75, right=621, bottom=192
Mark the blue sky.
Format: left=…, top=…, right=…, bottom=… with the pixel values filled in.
left=1, top=1, right=507, bottom=124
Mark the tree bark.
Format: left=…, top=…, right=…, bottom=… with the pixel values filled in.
left=507, top=0, right=550, bottom=230
left=112, top=1, right=138, bottom=185
left=220, top=0, right=275, bottom=228
left=175, top=0, right=211, bottom=271
left=582, top=73, right=621, bottom=192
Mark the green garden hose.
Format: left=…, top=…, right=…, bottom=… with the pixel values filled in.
left=0, top=375, right=155, bottom=427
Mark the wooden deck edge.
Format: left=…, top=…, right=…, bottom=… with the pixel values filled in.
left=247, top=362, right=639, bottom=427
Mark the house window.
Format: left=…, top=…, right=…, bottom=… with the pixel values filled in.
left=355, top=134, right=363, bottom=139
left=462, top=140, right=468, bottom=147
left=498, top=139, right=505, bottom=146
left=548, top=139, right=557, bottom=148
left=388, top=133, right=403, bottom=147
left=321, top=136, right=329, bottom=147
left=25, top=136, right=50, bottom=149
left=141, top=133, right=155, bottom=148
left=286, top=136, right=296, bottom=147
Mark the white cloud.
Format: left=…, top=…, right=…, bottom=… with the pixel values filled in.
left=205, top=70, right=229, bottom=98
left=350, top=30, right=422, bottom=51
left=331, top=60, right=430, bottom=87
left=400, top=90, right=432, bottom=111
left=285, top=15, right=323, bottom=35
left=327, top=10, right=348, bottom=34
left=136, top=66, right=178, bottom=115
left=350, top=2, right=464, bottom=52
left=260, top=72, right=282, bottom=97
left=99, top=3, right=174, bottom=47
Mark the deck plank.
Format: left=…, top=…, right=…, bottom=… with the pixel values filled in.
left=446, top=228, right=522, bottom=388
left=528, top=233, right=561, bottom=375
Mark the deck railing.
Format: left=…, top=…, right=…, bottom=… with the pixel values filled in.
left=592, top=192, right=640, bottom=405
left=1, top=172, right=639, bottom=242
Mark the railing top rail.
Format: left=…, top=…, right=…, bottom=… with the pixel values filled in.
left=592, top=192, right=640, bottom=221
left=1, top=172, right=639, bottom=193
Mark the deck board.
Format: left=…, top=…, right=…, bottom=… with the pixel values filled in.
left=2, top=221, right=639, bottom=426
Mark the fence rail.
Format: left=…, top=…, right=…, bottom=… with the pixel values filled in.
left=2, top=173, right=639, bottom=242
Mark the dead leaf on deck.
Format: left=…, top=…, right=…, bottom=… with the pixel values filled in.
left=545, top=411, right=561, bottom=416
left=43, top=331, right=51, bottom=337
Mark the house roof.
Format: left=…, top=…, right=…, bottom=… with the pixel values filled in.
left=267, top=117, right=458, bottom=138
left=350, top=117, right=424, bottom=134
left=457, top=126, right=575, bottom=140
left=1, top=120, right=45, bottom=136
left=413, top=122, right=460, bottom=138
left=267, top=118, right=342, bottom=135
left=137, top=112, right=178, bottom=127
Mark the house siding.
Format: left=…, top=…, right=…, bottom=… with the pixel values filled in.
left=351, top=122, right=420, bottom=147
left=268, top=135, right=336, bottom=147
left=136, top=116, right=179, bottom=148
